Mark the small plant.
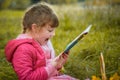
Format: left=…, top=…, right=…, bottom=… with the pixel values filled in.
left=91, top=53, right=120, bottom=80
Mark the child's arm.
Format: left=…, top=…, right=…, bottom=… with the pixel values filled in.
left=12, top=45, right=51, bottom=80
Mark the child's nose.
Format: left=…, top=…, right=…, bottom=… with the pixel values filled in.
left=53, top=31, right=55, bottom=36
left=50, top=31, right=55, bottom=38
left=52, top=31, right=55, bottom=36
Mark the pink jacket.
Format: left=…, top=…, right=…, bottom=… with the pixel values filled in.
left=5, top=39, right=57, bottom=80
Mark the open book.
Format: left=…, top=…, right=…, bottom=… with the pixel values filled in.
left=63, top=24, right=92, bottom=54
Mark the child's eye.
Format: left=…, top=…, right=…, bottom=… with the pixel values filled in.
left=48, top=30, right=53, bottom=32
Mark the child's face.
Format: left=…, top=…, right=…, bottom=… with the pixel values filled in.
left=33, top=24, right=55, bottom=45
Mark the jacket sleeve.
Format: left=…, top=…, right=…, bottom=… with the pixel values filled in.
left=12, top=44, right=48, bottom=80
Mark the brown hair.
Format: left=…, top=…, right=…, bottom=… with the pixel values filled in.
left=22, top=2, right=59, bottom=33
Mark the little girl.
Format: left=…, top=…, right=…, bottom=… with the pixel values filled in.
left=5, top=2, right=78, bottom=80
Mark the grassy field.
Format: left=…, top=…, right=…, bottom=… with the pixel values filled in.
left=0, top=4, right=120, bottom=80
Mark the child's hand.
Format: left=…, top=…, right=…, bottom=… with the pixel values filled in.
left=51, top=51, right=69, bottom=70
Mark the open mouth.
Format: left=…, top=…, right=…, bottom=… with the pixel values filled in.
left=45, top=38, right=49, bottom=41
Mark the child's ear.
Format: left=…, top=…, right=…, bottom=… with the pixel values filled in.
left=31, top=23, right=37, bottom=32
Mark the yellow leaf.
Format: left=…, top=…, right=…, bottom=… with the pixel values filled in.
left=109, top=73, right=120, bottom=80
left=92, top=75, right=101, bottom=80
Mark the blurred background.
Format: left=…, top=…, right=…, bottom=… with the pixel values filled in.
left=0, top=0, right=120, bottom=80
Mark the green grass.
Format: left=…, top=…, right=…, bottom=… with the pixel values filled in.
left=0, top=5, right=120, bottom=79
